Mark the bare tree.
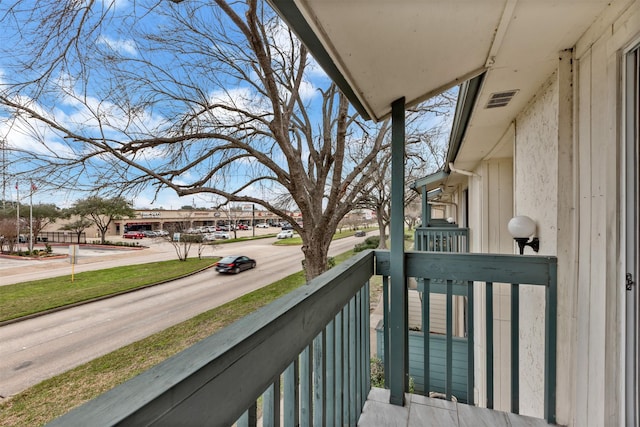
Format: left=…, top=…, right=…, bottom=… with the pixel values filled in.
left=358, top=122, right=450, bottom=248
left=161, top=212, right=212, bottom=261
left=0, top=0, right=453, bottom=279
left=0, top=217, right=18, bottom=253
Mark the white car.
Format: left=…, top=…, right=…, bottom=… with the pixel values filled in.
left=256, top=223, right=269, bottom=228
left=213, top=231, right=231, bottom=240
left=277, top=230, right=294, bottom=239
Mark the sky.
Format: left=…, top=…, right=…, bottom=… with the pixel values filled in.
left=0, top=0, right=454, bottom=212
left=0, top=0, right=321, bottom=210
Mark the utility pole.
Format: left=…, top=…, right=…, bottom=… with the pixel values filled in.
left=1, top=137, right=6, bottom=210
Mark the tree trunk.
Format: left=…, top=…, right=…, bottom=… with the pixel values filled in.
left=301, top=237, right=330, bottom=282
left=376, top=209, right=388, bottom=249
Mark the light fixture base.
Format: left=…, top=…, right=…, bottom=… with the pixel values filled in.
left=514, top=237, right=539, bottom=255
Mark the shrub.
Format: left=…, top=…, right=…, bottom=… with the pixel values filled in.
left=370, top=357, right=385, bottom=388
left=354, top=235, right=380, bottom=252
left=370, top=356, right=414, bottom=392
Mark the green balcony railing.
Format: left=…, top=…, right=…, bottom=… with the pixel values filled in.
left=376, top=251, right=558, bottom=424
left=414, top=226, right=469, bottom=252
left=47, top=251, right=375, bottom=427
left=46, top=249, right=556, bottom=426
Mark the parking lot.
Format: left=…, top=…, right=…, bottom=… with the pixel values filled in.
left=0, top=226, right=286, bottom=286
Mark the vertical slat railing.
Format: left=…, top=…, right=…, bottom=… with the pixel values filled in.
left=363, top=281, right=371, bottom=409
left=466, top=280, right=474, bottom=404
left=283, top=362, right=298, bottom=426
left=376, top=251, right=558, bottom=424
left=263, top=378, right=280, bottom=427
left=413, top=227, right=469, bottom=253
left=349, top=296, right=358, bottom=424
left=238, top=284, right=372, bottom=427
left=47, top=251, right=375, bottom=427
left=422, top=278, right=431, bottom=395
left=342, top=303, right=350, bottom=424
left=446, top=279, right=453, bottom=400
left=485, top=282, right=494, bottom=409
left=313, top=333, right=325, bottom=427
left=300, top=345, right=312, bottom=426
left=544, top=263, right=558, bottom=424
left=511, top=283, right=520, bottom=414
left=326, top=320, right=335, bottom=425
left=334, top=311, right=343, bottom=427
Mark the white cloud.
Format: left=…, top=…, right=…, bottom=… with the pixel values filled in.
left=97, top=35, right=138, bottom=56
left=298, top=79, right=318, bottom=102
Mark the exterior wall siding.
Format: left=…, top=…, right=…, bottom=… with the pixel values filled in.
left=572, top=2, right=640, bottom=425
left=508, top=1, right=640, bottom=425
left=467, top=157, right=514, bottom=410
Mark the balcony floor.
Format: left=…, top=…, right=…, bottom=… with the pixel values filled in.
left=358, top=388, right=556, bottom=427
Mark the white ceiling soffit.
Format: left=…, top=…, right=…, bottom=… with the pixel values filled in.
left=270, top=0, right=614, bottom=129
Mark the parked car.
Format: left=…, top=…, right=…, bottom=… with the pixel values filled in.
left=156, top=229, right=169, bottom=236
left=280, top=223, right=293, bottom=230
left=277, top=230, right=294, bottom=239
left=237, top=224, right=248, bottom=230
left=123, top=231, right=144, bottom=239
left=143, top=230, right=158, bottom=238
left=255, top=223, right=269, bottom=228
left=354, top=230, right=366, bottom=237
left=213, top=231, right=230, bottom=240
left=215, top=255, right=256, bottom=274
left=202, top=233, right=217, bottom=242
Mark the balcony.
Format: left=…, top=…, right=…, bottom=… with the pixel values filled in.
left=46, top=249, right=557, bottom=426
left=414, top=226, right=469, bottom=253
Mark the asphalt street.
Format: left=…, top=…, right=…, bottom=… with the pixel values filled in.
left=0, top=232, right=370, bottom=399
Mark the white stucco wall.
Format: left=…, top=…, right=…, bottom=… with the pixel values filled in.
left=514, top=72, right=559, bottom=418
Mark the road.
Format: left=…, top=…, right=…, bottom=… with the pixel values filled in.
left=0, top=234, right=367, bottom=399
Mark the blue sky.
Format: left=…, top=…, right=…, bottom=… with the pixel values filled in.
left=0, top=0, right=330, bottom=210
left=0, top=0, right=453, bottom=212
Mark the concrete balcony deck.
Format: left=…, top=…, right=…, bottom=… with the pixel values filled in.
left=359, top=388, right=556, bottom=427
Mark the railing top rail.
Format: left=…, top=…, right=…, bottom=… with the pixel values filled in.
left=47, top=250, right=376, bottom=427
left=375, top=250, right=557, bottom=286
left=414, top=227, right=470, bottom=232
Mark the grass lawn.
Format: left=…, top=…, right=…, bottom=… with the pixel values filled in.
left=273, top=228, right=376, bottom=246
left=0, top=250, right=365, bottom=427
left=0, top=258, right=218, bottom=323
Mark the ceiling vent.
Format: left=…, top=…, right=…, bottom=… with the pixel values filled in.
left=486, top=90, right=519, bottom=109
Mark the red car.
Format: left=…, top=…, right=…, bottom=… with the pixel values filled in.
left=123, top=231, right=144, bottom=239
left=237, top=224, right=248, bottom=230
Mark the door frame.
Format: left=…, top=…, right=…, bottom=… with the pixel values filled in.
left=624, top=42, right=639, bottom=427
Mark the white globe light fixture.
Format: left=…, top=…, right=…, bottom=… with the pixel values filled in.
left=507, top=215, right=539, bottom=255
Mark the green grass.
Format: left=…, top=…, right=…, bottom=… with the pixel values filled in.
left=0, top=249, right=358, bottom=426
left=214, top=233, right=278, bottom=244
left=0, top=258, right=218, bottom=323
left=273, top=228, right=375, bottom=246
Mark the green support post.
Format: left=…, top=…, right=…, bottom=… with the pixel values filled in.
left=389, top=97, right=407, bottom=406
